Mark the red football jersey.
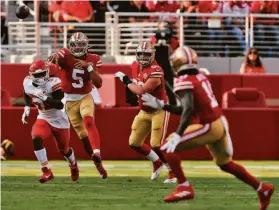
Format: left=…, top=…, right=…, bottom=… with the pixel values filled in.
left=132, top=60, right=168, bottom=112
left=55, top=48, right=102, bottom=94
left=173, top=72, right=223, bottom=124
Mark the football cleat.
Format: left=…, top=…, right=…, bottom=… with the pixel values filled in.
left=151, top=159, right=163, bottom=180
left=69, top=161, right=79, bottom=182
left=92, top=153, right=107, bottom=179
left=39, top=167, right=54, bottom=183
left=164, top=185, right=195, bottom=202
left=257, top=183, right=275, bottom=210
left=163, top=171, right=177, bottom=184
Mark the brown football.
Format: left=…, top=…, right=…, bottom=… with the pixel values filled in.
left=15, top=5, right=30, bottom=19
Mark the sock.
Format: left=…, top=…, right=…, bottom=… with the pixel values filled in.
left=81, top=137, right=93, bottom=157
left=163, top=151, right=187, bottom=184
left=34, top=148, right=49, bottom=169
left=130, top=144, right=151, bottom=156
left=146, top=150, right=160, bottom=162
left=153, top=147, right=168, bottom=165
left=178, top=181, right=190, bottom=187
left=64, top=148, right=76, bottom=165
left=164, top=163, right=172, bottom=172
left=220, top=161, right=260, bottom=190
left=83, top=116, right=100, bottom=151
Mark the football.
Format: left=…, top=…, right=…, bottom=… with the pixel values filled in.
left=15, top=4, right=30, bottom=19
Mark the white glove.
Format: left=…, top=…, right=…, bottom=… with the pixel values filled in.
left=33, top=89, right=48, bottom=101
left=114, top=71, right=126, bottom=82
left=22, top=106, right=30, bottom=124
left=142, top=93, right=164, bottom=109
left=161, top=132, right=181, bottom=153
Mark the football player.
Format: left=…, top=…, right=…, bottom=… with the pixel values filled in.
left=48, top=32, right=107, bottom=179
left=1, top=139, right=14, bottom=160
left=115, top=42, right=175, bottom=183
left=142, top=46, right=275, bottom=209
left=22, top=60, right=78, bottom=183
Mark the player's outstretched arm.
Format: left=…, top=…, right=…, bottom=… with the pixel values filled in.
left=23, top=91, right=32, bottom=107
left=142, top=93, right=182, bottom=115
left=22, top=91, right=32, bottom=124
left=114, top=71, right=160, bottom=95
left=175, top=90, right=193, bottom=135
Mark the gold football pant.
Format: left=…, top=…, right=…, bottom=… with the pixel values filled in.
left=170, top=116, right=233, bottom=165
left=129, top=110, right=170, bottom=148
left=65, top=94, right=95, bottom=139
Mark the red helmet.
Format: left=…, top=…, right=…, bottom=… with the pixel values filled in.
left=68, top=32, right=89, bottom=57
left=29, top=60, right=49, bottom=85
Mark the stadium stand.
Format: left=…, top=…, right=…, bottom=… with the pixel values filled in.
left=222, top=88, right=267, bottom=108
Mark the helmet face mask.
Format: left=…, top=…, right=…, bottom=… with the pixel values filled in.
left=29, top=60, right=50, bottom=86
left=136, top=42, right=155, bottom=66
left=69, top=32, right=89, bottom=57
left=31, top=71, right=49, bottom=86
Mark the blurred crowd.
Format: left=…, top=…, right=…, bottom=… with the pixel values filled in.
left=1, top=0, right=279, bottom=57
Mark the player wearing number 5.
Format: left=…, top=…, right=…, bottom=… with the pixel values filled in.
left=142, top=46, right=274, bottom=208
left=48, top=32, right=107, bottom=179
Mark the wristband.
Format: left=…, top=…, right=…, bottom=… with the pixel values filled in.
left=87, top=65, right=94, bottom=72
left=123, top=76, right=132, bottom=86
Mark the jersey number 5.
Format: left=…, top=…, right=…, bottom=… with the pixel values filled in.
left=202, top=81, right=218, bottom=108
left=72, top=68, right=84, bottom=88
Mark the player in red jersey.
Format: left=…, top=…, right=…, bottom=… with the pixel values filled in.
left=115, top=42, right=175, bottom=183
left=48, top=32, right=107, bottom=179
left=142, top=46, right=275, bottom=209
left=22, top=60, right=79, bottom=183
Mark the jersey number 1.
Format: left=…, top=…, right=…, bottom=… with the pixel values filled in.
left=201, top=81, right=218, bottom=108
left=72, top=68, right=84, bottom=88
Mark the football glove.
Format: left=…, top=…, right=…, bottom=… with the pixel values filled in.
left=22, top=106, right=30, bottom=124
left=161, top=132, right=181, bottom=153
left=114, top=71, right=132, bottom=86
left=33, top=89, right=48, bottom=101
left=142, top=93, right=164, bottom=109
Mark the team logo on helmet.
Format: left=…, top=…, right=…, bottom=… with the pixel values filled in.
left=170, top=46, right=198, bottom=75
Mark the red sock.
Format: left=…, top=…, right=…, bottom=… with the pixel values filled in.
left=163, top=151, right=186, bottom=184
left=130, top=144, right=151, bottom=156
left=83, top=116, right=100, bottom=152
left=153, top=147, right=167, bottom=164
left=220, top=161, right=260, bottom=190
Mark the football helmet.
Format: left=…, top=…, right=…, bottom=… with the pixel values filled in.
left=68, top=32, right=89, bottom=57
left=170, top=46, right=198, bottom=75
left=29, top=60, right=50, bottom=86
left=1, top=139, right=14, bottom=160
left=136, top=41, right=156, bottom=66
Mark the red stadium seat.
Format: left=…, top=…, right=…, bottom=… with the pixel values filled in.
left=1, top=89, right=12, bottom=107
left=222, top=88, right=267, bottom=108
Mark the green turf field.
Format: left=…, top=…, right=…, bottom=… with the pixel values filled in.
left=1, top=161, right=279, bottom=210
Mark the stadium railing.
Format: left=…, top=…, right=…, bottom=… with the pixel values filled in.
left=4, top=12, right=279, bottom=63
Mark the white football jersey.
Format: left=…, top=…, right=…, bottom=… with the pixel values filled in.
left=23, top=76, right=70, bottom=129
